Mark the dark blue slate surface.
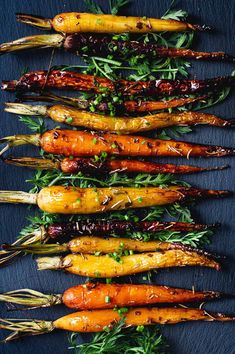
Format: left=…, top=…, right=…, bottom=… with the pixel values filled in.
left=0, top=0, right=235, bottom=353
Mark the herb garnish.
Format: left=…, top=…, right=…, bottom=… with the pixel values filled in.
left=68, top=318, right=168, bottom=354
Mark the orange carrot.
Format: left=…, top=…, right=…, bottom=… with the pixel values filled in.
left=1, top=130, right=235, bottom=158
left=0, top=283, right=222, bottom=310
left=0, top=307, right=234, bottom=341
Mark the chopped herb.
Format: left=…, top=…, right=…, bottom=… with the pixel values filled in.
left=92, top=138, right=98, bottom=144
left=113, top=306, right=129, bottom=316
left=65, top=116, right=73, bottom=124
left=105, top=295, right=111, bottom=303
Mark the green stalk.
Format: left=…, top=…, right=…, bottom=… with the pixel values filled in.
left=2, top=243, right=68, bottom=255
left=0, top=227, right=48, bottom=266
left=0, top=318, right=54, bottom=342
left=16, top=13, right=52, bottom=30
left=0, top=134, right=40, bottom=156
left=37, top=256, right=64, bottom=271
left=4, top=157, right=60, bottom=171
left=0, top=191, right=37, bottom=205
left=0, top=289, right=62, bottom=309
left=18, top=92, right=89, bottom=108
left=5, top=103, right=48, bottom=116
left=0, top=34, right=63, bottom=54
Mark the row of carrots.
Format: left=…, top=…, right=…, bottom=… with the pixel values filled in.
left=0, top=9, right=235, bottom=343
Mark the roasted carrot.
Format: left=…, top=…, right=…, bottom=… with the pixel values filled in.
left=0, top=220, right=216, bottom=266
left=5, top=102, right=233, bottom=133
left=2, top=235, right=215, bottom=257
left=53, top=307, right=235, bottom=331
left=16, top=12, right=209, bottom=33
left=1, top=130, right=235, bottom=158
left=0, top=283, right=223, bottom=310
left=4, top=156, right=228, bottom=175
left=1, top=33, right=234, bottom=63
left=0, top=186, right=230, bottom=214
left=43, top=220, right=217, bottom=238
left=36, top=248, right=220, bottom=277
left=2, top=70, right=235, bottom=97
left=1, top=306, right=234, bottom=341
left=18, top=92, right=211, bottom=113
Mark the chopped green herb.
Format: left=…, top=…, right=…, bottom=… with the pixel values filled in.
left=65, top=116, right=73, bottom=124
left=105, top=295, right=111, bottom=303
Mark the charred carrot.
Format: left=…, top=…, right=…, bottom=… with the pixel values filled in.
left=4, top=156, right=228, bottom=175
left=0, top=219, right=215, bottom=254
left=16, top=12, right=209, bottom=33
left=36, top=248, right=220, bottom=277
left=2, top=71, right=235, bottom=97
left=1, top=33, right=234, bottom=63
left=0, top=130, right=235, bottom=158
left=5, top=102, right=233, bottom=133
left=18, top=92, right=211, bottom=113
left=0, top=283, right=223, bottom=310
left=42, top=220, right=217, bottom=238
left=1, top=307, right=234, bottom=341
left=0, top=220, right=216, bottom=266
left=0, top=186, right=230, bottom=214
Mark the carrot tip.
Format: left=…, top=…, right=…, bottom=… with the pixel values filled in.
left=192, top=24, right=212, bottom=31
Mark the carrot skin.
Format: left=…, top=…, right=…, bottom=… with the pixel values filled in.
left=2, top=70, right=235, bottom=97
left=6, top=103, right=232, bottom=132
left=61, top=157, right=209, bottom=174
left=62, top=283, right=220, bottom=310
left=36, top=185, right=230, bottom=214
left=37, top=249, right=220, bottom=277
left=63, top=34, right=235, bottom=62
left=54, top=307, right=234, bottom=332
left=4, top=156, right=228, bottom=175
left=39, top=129, right=235, bottom=158
left=3, top=33, right=233, bottom=63
left=66, top=236, right=214, bottom=257
left=52, top=13, right=199, bottom=33
left=46, top=220, right=214, bottom=239
left=44, top=104, right=231, bottom=132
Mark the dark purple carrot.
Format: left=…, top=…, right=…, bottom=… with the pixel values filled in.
left=45, top=220, right=216, bottom=238
left=1, top=33, right=234, bottom=63
left=2, top=70, right=235, bottom=97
